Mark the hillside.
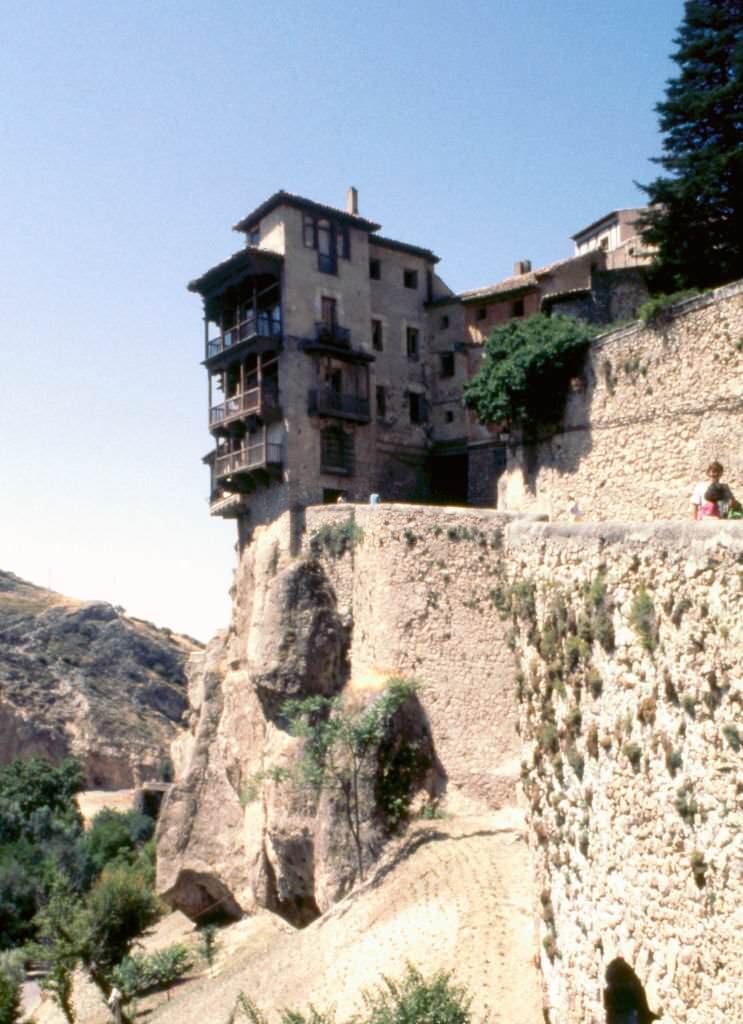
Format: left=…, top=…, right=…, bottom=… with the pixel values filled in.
left=0, top=569, right=202, bottom=787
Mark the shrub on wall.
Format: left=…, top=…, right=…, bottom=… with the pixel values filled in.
left=463, top=315, right=597, bottom=437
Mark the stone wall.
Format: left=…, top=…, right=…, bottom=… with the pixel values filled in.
left=497, top=281, right=743, bottom=520
left=503, top=519, right=742, bottom=1024
left=160, top=502, right=741, bottom=1023
left=304, top=503, right=527, bottom=811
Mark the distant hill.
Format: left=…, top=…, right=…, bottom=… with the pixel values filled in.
left=0, top=570, right=203, bottom=787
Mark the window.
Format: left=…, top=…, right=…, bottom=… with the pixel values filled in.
left=408, top=392, right=426, bottom=425
left=477, top=306, right=487, bottom=321
left=303, top=213, right=349, bottom=271
left=439, top=353, right=455, bottom=378
left=403, top=269, right=418, bottom=289
left=406, top=327, right=419, bottom=360
left=247, top=227, right=260, bottom=246
left=321, top=426, right=354, bottom=474
left=317, top=219, right=336, bottom=274
left=440, top=315, right=450, bottom=329
left=376, top=385, right=386, bottom=419
left=511, top=298, right=524, bottom=318
left=445, top=410, right=454, bottom=423
left=369, top=257, right=381, bottom=280
left=371, top=318, right=383, bottom=351
left=321, top=296, right=337, bottom=328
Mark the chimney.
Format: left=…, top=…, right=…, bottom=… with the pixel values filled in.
left=346, top=186, right=359, bottom=216
left=513, top=259, right=532, bottom=275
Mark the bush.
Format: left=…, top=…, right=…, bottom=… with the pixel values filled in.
left=629, top=587, right=657, bottom=652
left=236, top=963, right=475, bottom=1024
left=637, top=290, right=701, bottom=323
left=463, top=315, right=596, bottom=434
left=86, top=863, right=161, bottom=973
left=309, top=520, right=363, bottom=559
left=83, top=809, right=155, bottom=875
left=0, top=971, right=21, bottom=1024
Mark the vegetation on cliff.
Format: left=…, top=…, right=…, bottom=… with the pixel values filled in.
left=639, top=0, right=743, bottom=290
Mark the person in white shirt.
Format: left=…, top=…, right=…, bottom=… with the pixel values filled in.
left=691, top=461, right=734, bottom=519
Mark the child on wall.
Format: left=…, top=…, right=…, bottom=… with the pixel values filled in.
left=691, top=461, right=735, bottom=519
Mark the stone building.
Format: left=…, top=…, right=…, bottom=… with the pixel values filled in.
left=188, top=189, right=471, bottom=531
left=188, top=193, right=657, bottom=526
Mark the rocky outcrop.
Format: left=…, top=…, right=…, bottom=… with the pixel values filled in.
left=156, top=519, right=438, bottom=927
left=0, top=570, right=200, bottom=787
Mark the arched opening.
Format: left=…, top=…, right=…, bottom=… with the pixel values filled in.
left=603, top=957, right=660, bottom=1024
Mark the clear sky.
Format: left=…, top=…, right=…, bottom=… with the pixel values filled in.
left=0, top=0, right=684, bottom=641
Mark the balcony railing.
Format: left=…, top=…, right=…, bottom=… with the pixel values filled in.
left=314, top=322, right=351, bottom=348
left=214, top=441, right=282, bottom=479
left=206, top=313, right=282, bottom=359
left=308, top=388, right=370, bottom=421
left=209, top=384, right=279, bottom=426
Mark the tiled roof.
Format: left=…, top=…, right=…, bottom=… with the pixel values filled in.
left=459, top=271, right=538, bottom=303
left=458, top=254, right=588, bottom=304
left=233, top=190, right=381, bottom=234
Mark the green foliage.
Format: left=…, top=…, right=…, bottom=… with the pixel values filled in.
left=83, top=809, right=155, bottom=875
left=638, top=1, right=743, bottom=290
left=629, top=587, right=657, bottom=652
left=111, top=943, right=192, bottom=1002
left=85, top=862, right=161, bottom=974
left=637, top=289, right=701, bottom=323
left=197, top=924, right=220, bottom=968
left=0, top=757, right=84, bottom=845
left=0, top=972, right=21, bottom=1024
left=675, top=783, right=698, bottom=822
left=235, top=964, right=475, bottom=1024
left=274, top=679, right=419, bottom=879
left=310, top=519, right=363, bottom=559
left=722, top=724, right=741, bottom=751
left=623, top=743, right=643, bottom=770
left=463, top=314, right=596, bottom=433
left=360, top=964, right=472, bottom=1024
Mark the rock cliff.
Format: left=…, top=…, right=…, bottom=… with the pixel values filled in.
left=0, top=570, right=200, bottom=787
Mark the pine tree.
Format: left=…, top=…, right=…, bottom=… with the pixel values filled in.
left=639, top=0, right=743, bottom=290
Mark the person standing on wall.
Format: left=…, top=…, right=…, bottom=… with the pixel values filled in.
left=691, top=461, right=735, bottom=519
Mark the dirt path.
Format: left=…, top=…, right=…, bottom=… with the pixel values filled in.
left=149, top=811, right=542, bottom=1024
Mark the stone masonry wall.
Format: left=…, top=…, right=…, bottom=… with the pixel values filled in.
left=498, top=281, right=743, bottom=520
left=162, top=501, right=741, bottom=1024
left=503, top=519, right=742, bottom=1024
left=304, top=502, right=527, bottom=811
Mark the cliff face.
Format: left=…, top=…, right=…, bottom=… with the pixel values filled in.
left=156, top=505, right=521, bottom=926
left=157, top=506, right=742, bottom=1024
left=0, top=570, right=200, bottom=787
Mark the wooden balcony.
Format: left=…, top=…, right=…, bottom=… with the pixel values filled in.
left=214, top=441, right=282, bottom=480
left=205, top=314, right=282, bottom=362
left=209, top=384, right=280, bottom=427
left=308, top=388, right=370, bottom=423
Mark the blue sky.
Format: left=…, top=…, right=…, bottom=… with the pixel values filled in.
left=0, top=0, right=684, bottom=639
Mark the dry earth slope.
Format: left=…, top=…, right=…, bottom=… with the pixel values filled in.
left=146, top=813, right=541, bottom=1024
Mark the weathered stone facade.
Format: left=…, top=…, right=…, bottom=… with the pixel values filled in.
left=158, top=503, right=742, bottom=1023
left=496, top=281, right=743, bottom=520
left=506, top=519, right=742, bottom=1024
